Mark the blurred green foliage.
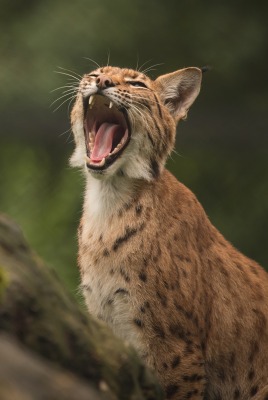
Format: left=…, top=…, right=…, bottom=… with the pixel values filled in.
left=0, top=0, right=267, bottom=294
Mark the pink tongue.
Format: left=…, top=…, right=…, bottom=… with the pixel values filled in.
left=91, top=122, right=122, bottom=162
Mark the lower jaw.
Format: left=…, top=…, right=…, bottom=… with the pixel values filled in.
left=85, top=138, right=131, bottom=171
left=86, top=154, right=118, bottom=172
left=86, top=152, right=125, bottom=174
left=86, top=156, right=106, bottom=168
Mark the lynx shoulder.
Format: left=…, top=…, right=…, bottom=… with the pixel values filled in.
left=70, top=65, right=268, bottom=399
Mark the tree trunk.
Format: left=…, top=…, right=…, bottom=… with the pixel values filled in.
left=0, top=214, right=163, bottom=400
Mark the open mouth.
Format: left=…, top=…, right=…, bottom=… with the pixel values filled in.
left=83, top=94, right=130, bottom=170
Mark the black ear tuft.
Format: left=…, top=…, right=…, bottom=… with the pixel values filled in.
left=201, top=65, right=212, bottom=74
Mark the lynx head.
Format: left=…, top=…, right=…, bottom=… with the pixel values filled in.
left=70, top=66, right=202, bottom=181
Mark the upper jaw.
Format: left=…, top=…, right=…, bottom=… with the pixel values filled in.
left=83, top=93, right=131, bottom=171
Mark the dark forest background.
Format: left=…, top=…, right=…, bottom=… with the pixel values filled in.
left=0, top=0, right=267, bottom=295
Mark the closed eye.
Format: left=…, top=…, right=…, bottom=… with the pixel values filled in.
left=128, top=81, right=148, bottom=88
left=88, top=74, right=99, bottom=78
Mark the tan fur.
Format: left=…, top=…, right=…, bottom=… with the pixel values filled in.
left=70, top=66, right=268, bottom=399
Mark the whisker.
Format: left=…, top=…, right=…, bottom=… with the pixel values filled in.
left=59, top=127, right=74, bottom=144
left=57, top=66, right=82, bottom=79
left=53, top=94, right=76, bottom=112
left=129, top=98, right=170, bottom=147
left=54, top=70, right=81, bottom=82
left=59, top=127, right=73, bottom=137
left=131, top=93, right=159, bottom=103
left=50, top=84, right=78, bottom=93
left=131, top=94, right=161, bottom=108
left=67, top=96, right=76, bottom=113
left=141, top=63, right=164, bottom=75
left=169, top=148, right=183, bottom=164
left=172, top=148, right=181, bottom=157
left=138, top=59, right=152, bottom=72
left=83, top=57, right=101, bottom=69
left=131, top=98, right=153, bottom=110
left=141, top=67, right=157, bottom=75
left=52, top=88, right=77, bottom=101
left=59, top=78, right=80, bottom=86
left=60, top=88, right=78, bottom=95
left=106, top=50, right=111, bottom=67
left=129, top=102, right=152, bottom=123
left=135, top=53, right=143, bottom=71
left=131, top=103, right=151, bottom=117
left=50, top=90, right=77, bottom=107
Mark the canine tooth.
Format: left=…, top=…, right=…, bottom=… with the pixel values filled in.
left=109, top=101, right=113, bottom=109
left=86, top=156, right=91, bottom=164
left=88, top=95, right=94, bottom=105
left=88, top=95, right=95, bottom=109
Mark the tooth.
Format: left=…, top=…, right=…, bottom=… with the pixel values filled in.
left=110, top=144, right=120, bottom=155
left=86, top=156, right=91, bottom=164
left=109, top=101, right=113, bottom=109
left=88, top=95, right=94, bottom=105
left=114, top=144, right=121, bottom=151
left=89, top=95, right=95, bottom=109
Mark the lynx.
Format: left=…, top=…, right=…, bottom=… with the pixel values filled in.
left=70, top=65, right=268, bottom=399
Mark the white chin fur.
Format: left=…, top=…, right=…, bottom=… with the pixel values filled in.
left=86, top=145, right=153, bottom=182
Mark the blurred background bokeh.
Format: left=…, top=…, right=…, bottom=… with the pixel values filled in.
left=0, top=0, right=267, bottom=297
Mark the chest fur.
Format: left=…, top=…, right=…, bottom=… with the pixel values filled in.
left=78, top=193, right=149, bottom=349
left=78, top=172, right=199, bottom=333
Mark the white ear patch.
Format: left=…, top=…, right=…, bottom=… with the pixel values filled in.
left=155, top=67, right=202, bottom=121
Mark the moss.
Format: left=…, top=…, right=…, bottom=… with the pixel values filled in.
left=0, top=267, right=8, bottom=301
left=0, top=215, right=163, bottom=400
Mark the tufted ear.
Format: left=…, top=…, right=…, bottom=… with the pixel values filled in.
left=154, top=67, right=202, bottom=121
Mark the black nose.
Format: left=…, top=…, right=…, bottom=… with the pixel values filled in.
left=96, top=74, right=114, bottom=89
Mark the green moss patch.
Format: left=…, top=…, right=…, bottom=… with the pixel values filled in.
left=0, top=267, right=8, bottom=301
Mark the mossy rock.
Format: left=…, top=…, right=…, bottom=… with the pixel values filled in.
left=0, top=214, right=163, bottom=400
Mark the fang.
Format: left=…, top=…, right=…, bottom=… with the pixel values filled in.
left=88, top=95, right=95, bottom=106
left=109, top=101, right=113, bottom=109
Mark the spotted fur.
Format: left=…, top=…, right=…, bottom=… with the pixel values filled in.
left=70, top=66, right=268, bottom=399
